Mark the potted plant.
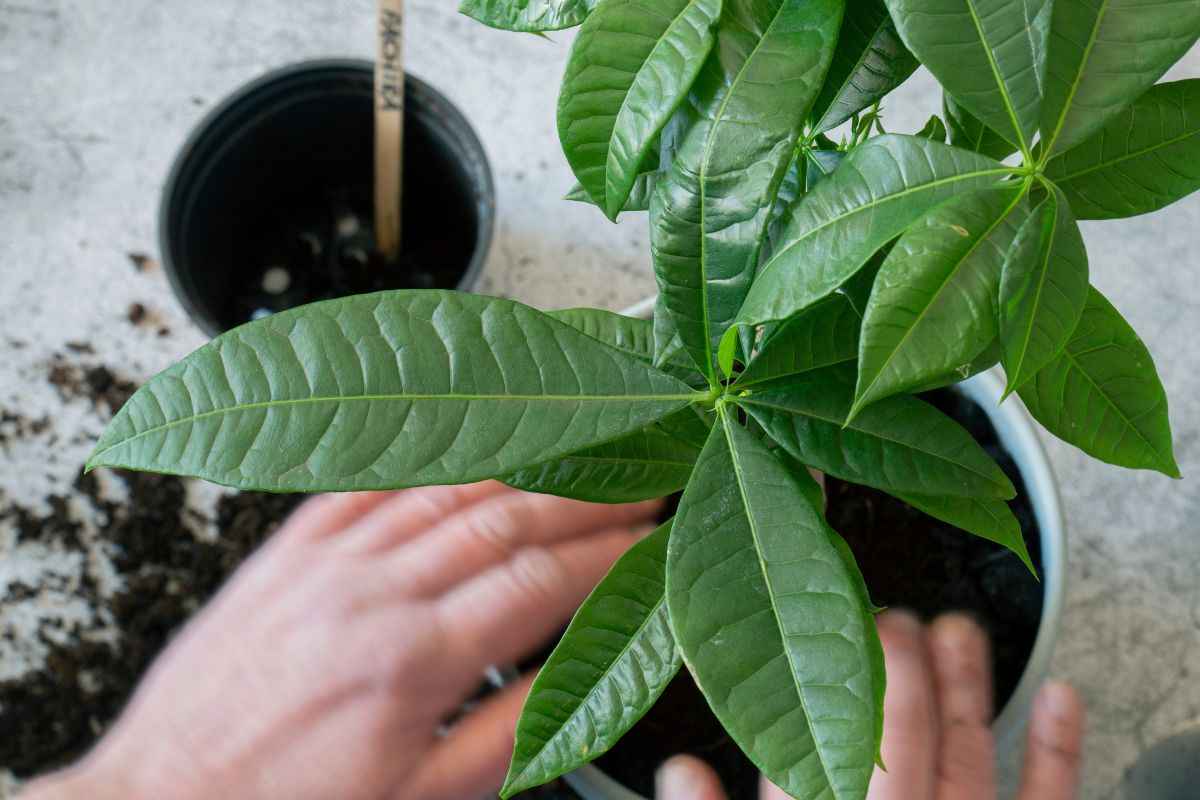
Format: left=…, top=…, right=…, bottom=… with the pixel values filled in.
left=89, top=0, right=1198, bottom=797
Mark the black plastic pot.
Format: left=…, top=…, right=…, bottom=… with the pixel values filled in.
left=161, top=59, right=494, bottom=337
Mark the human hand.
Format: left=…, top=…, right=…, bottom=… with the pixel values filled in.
left=22, top=483, right=660, bottom=800
left=655, top=611, right=1086, bottom=800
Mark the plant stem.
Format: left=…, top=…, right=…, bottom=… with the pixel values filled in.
left=375, top=0, right=405, bottom=263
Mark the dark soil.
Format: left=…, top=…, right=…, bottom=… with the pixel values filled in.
left=0, top=354, right=575, bottom=799
left=593, top=387, right=1044, bottom=799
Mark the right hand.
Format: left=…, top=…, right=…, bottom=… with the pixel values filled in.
left=655, top=610, right=1086, bottom=800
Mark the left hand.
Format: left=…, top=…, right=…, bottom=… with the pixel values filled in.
left=22, top=483, right=660, bottom=800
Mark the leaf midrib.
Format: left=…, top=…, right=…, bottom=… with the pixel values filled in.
left=1040, top=0, right=1111, bottom=159
left=854, top=187, right=1024, bottom=408
left=1060, top=346, right=1171, bottom=464
left=738, top=396, right=1010, bottom=492
left=1007, top=191, right=1060, bottom=386
left=695, top=5, right=789, bottom=381
left=605, top=0, right=710, bottom=215
left=756, top=165, right=1012, bottom=291
left=719, top=409, right=839, bottom=796
left=1050, top=127, right=1200, bottom=181
left=90, top=390, right=699, bottom=462
left=814, top=16, right=890, bottom=133
left=963, top=0, right=1030, bottom=156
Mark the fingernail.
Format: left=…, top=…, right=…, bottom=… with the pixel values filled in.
left=879, top=608, right=922, bottom=634
left=656, top=758, right=703, bottom=797
left=1037, top=681, right=1079, bottom=719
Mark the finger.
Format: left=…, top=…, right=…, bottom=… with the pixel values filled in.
left=1016, top=682, right=1085, bottom=800
left=276, top=491, right=397, bottom=543
left=336, top=481, right=508, bottom=554
left=928, top=614, right=996, bottom=799
left=394, top=490, right=660, bottom=597
left=406, top=672, right=536, bottom=800
left=437, top=527, right=645, bottom=683
left=759, top=775, right=794, bottom=799
left=867, top=610, right=938, bottom=800
left=656, top=755, right=728, bottom=800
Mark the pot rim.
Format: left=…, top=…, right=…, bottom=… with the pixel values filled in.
left=158, top=58, right=496, bottom=338
left=566, top=295, right=1067, bottom=800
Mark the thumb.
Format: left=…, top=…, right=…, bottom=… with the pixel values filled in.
left=655, top=755, right=728, bottom=800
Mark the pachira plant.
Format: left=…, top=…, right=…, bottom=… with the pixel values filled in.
left=89, top=0, right=1200, bottom=797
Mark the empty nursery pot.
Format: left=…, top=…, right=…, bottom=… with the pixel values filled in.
left=160, top=59, right=494, bottom=337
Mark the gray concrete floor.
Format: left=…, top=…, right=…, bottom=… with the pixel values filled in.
left=1, top=2, right=1198, bottom=798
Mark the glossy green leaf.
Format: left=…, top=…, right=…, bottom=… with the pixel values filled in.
left=667, top=410, right=878, bottom=800
left=886, top=0, right=1050, bottom=152
left=1039, top=0, right=1200, bottom=156
left=503, top=411, right=704, bottom=502
left=998, top=186, right=1089, bottom=396
left=651, top=0, right=845, bottom=380
left=502, top=520, right=681, bottom=796
left=767, top=150, right=807, bottom=246
left=459, top=0, right=597, bottom=31
left=87, top=292, right=697, bottom=491
left=1019, top=287, right=1180, bottom=477
left=781, top=462, right=885, bottom=766
left=810, top=0, right=918, bottom=134
left=805, top=147, right=845, bottom=190
left=558, top=0, right=722, bottom=219
left=916, top=114, right=948, bottom=143
left=736, top=293, right=861, bottom=388
left=894, top=492, right=1035, bottom=574
left=736, top=135, right=1010, bottom=329
left=740, top=365, right=1016, bottom=498
left=943, top=93, right=1018, bottom=161
left=566, top=171, right=658, bottom=213
left=823, top=525, right=886, bottom=765
left=1043, top=79, right=1200, bottom=219
left=852, top=185, right=1029, bottom=416
left=547, top=306, right=699, bottom=382
left=905, top=337, right=1002, bottom=393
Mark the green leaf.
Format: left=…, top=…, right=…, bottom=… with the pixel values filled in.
left=998, top=185, right=1089, bottom=396
left=778, top=461, right=886, bottom=766
left=809, top=0, right=918, bottom=134
left=547, top=306, right=699, bottom=382
left=1043, top=79, right=1200, bottom=219
left=503, top=412, right=704, bottom=502
left=886, top=0, right=1050, bottom=153
left=852, top=184, right=1029, bottom=416
left=805, top=147, right=845, bottom=191
left=894, top=492, right=1035, bottom=574
left=501, top=520, right=681, bottom=796
left=87, top=292, right=697, bottom=491
left=736, top=135, right=1010, bottom=329
left=652, top=292, right=690, bottom=372
left=667, top=410, right=878, bottom=800
left=943, top=93, right=1018, bottom=161
left=651, top=0, right=845, bottom=381
left=1039, top=0, right=1200, bottom=156
left=823, top=525, right=886, bottom=766
left=736, top=293, right=861, bottom=388
left=459, top=0, right=597, bottom=31
left=916, top=114, right=948, bottom=143
left=739, top=365, right=1016, bottom=498
left=905, top=337, right=1002, bottom=393
left=566, top=171, right=658, bottom=213
left=1019, top=286, right=1180, bottom=477
left=558, top=0, right=722, bottom=219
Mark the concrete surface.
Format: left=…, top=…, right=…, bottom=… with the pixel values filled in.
left=0, top=2, right=1197, bottom=797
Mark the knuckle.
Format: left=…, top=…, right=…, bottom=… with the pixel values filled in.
left=463, top=500, right=528, bottom=558
left=507, top=546, right=570, bottom=605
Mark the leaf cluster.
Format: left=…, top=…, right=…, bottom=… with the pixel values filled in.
left=91, top=1, right=1199, bottom=796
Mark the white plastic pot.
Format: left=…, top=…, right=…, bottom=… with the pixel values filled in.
left=563, top=298, right=1067, bottom=800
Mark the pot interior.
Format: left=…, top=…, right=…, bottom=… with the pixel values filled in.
left=162, top=62, right=492, bottom=335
